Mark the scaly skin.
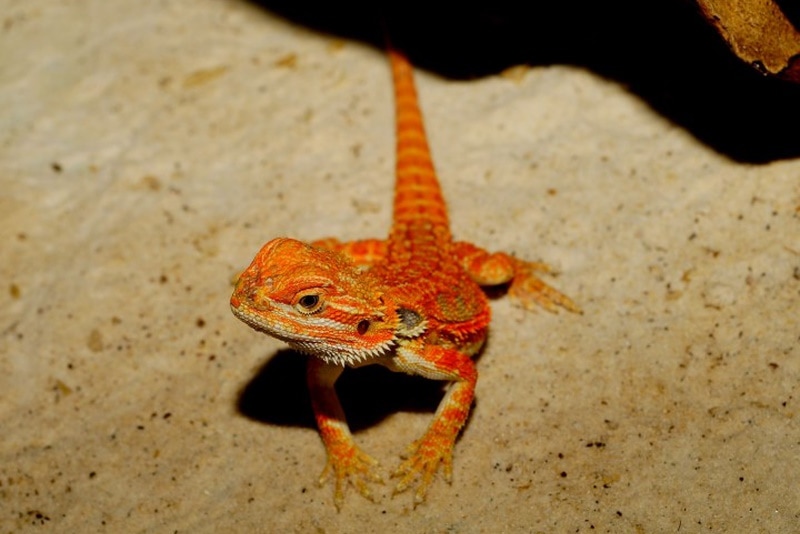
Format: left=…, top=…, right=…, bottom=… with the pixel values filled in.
left=231, top=49, right=580, bottom=509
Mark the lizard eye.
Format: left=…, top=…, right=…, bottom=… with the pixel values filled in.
left=295, top=293, right=323, bottom=314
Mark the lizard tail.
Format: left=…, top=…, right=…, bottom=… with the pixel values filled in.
left=389, top=49, right=450, bottom=236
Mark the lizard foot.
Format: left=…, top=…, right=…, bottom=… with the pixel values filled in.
left=319, top=442, right=383, bottom=510
left=509, top=261, right=581, bottom=314
left=392, top=433, right=454, bottom=506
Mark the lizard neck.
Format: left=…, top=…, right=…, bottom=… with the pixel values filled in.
left=389, top=49, right=451, bottom=242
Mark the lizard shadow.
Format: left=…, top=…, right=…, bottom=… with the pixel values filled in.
left=245, top=1, right=800, bottom=164
left=237, top=348, right=461, bottom=432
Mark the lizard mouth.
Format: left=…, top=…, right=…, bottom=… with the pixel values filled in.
left=230, top=304, right=276, bottom=336
left=231, top=302, right=398, bottom=367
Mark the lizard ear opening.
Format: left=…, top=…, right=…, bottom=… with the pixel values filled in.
left=396, top=308, right=425, bottom=337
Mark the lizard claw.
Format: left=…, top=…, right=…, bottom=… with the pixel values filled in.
left=509, top=262, right=581, bottom=314
left=319, top=443, right=383, bottom=510
left=392, top=435, right=454, bottom=506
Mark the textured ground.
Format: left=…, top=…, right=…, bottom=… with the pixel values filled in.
left=1, top=1, right=799, bottom=532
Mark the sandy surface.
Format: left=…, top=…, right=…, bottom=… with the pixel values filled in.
left=2, top=1, right=798, bottom=532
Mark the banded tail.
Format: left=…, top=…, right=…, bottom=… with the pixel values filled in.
left=389, top=49, right=450, bottom=237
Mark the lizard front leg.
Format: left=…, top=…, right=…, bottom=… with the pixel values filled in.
left=386, top=341, right=478, bottom=505
left=307, top=357, right=382, bottom=509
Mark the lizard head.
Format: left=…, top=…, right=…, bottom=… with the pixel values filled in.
left=231, top=238, right=400, bottom=366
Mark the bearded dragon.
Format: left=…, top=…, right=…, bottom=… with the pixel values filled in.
left=230, top=48, right=579, bottom=509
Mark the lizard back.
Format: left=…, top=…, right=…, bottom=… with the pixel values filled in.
left=378, top=49, right=490, bottom=337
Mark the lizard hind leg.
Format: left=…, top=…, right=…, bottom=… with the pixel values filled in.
left=453, top=241, right=581, bottom=314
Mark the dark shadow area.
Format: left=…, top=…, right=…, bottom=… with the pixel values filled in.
left=237, top=349, right=449, bottom=432
left=775, top=0, right=800, bottom=29
left=247, top=1, right=800, bottom=163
